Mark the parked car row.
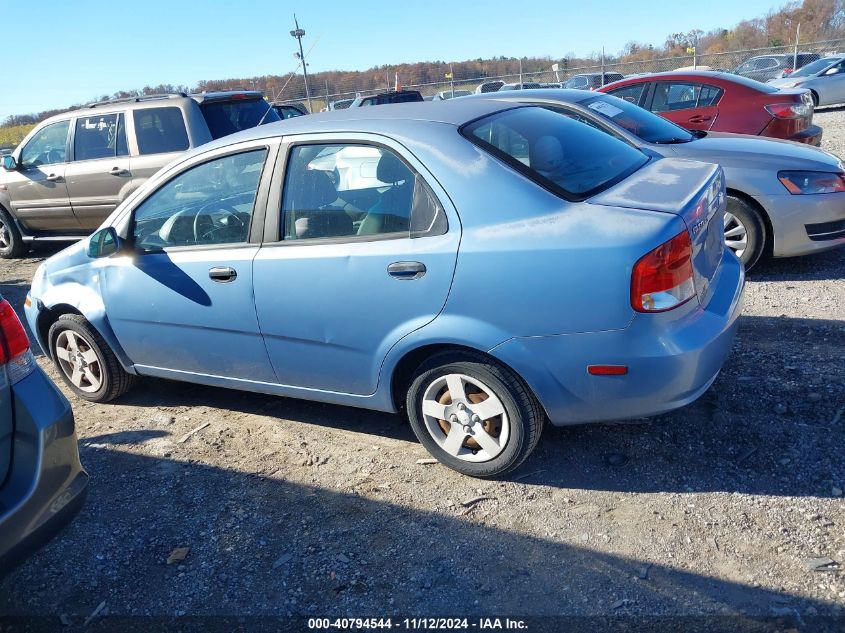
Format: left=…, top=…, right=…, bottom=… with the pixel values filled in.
left=3, top=66, right=844, bottom=574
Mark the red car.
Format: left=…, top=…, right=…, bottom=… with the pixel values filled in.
left=598, top=71, right=822, bottom=145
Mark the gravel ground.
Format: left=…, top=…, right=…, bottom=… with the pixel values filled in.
left=0, top=109, right=844, bottom=628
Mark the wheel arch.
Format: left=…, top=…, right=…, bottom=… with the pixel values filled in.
left=726, top=187, right=774, bottom=258
left=388, top=342, right=548, bottom=421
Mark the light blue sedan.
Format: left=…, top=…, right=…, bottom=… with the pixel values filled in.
left=25, top=100, right=744, bottom=477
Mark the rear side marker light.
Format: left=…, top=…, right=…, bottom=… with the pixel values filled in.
left=588, top=365, right=628, bottom=376
left=631, top=230, right=696, bottom=313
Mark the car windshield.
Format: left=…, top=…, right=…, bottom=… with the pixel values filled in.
left=789, top=57, right=842, bottom=77
left=462, top=106, right=649, bottom=199
left=199, top=98, right=281, bottom=139
left=578, top=95, right=695, bottom=144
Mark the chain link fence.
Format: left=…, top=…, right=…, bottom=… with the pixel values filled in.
left=275, top=37, right=845, bottom=111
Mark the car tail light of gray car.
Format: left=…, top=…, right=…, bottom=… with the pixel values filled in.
left=0, top=299, right=36, bottom=385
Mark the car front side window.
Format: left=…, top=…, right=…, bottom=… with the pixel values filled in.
left=132, top=148, right=267, bottom=251
left=20, top=120, right=70, bottom=169
left=281, top=143, right=446, bottom=241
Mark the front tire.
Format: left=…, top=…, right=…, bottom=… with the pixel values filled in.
left=48, top=314, right=136, bottom=402
left=405, top=352, right=544, bottom=478
left=0, top=207, right=28, bottom=259
left=724, top=195, right=766, bottom=270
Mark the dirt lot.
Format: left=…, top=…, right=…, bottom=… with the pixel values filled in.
left=1, top=110, right=844, bottom=629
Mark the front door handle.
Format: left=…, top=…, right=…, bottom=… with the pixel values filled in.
left=109, top=166, right=130, bottom=176
left=388, top=261, right=426, bottom=280
left=688, top=115, right=712, bottom=124
left=209, top=266, right=237, bottom=283
left=46, top=173, right=63, bottom=182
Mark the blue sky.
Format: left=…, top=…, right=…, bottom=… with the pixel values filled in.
left=1, top=0, right=783, bottom=120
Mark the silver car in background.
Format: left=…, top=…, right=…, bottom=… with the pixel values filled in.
left=768, top=56, right=845, bottom=107
left=472, top=89, right=845, bottom=269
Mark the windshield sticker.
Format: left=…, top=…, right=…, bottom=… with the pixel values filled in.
left=587, top=101, right=624, bottom=118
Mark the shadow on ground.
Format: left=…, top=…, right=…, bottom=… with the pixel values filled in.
left=0, top=445, right=840, bottom=627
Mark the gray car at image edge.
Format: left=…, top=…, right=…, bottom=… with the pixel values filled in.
left=0, top=293, right=87, bottom=575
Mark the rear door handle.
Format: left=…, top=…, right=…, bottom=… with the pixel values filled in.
left=209, top=266, right=237, bottom=283
left=688, top=115, right=712, bottom=123
left=387, top=261, right=426, bottom=280
left=46, top=173, right=63, bottom=182
left=109, top=166, right=130, bottom=176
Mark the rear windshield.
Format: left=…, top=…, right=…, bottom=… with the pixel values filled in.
left=462, top=106, right=649, bottom=200
left=717, top=73, right=779, bottom=93
left=790, top=57, right=842, bottom=77
left=578, top=95, right=694, bottom=144
left=199, top=98, right=281, bottom=139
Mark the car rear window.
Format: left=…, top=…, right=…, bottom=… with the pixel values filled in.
left=133, top=107, right=190, bottom=155
left=715, top=72, right=779, bottom=93
left=199, top=98, right=281, bottom=139
left=462, top=106, right=649, bottom=200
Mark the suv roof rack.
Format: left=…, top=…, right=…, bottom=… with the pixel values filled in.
left=86, top=93, right=188, bottom=108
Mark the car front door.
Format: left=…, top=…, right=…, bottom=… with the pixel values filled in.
left=647, top=81, right=721, bottom=130
left=99, top=140, right=278, bottom=382
left=65, top=112, right=132, bottom=231
left=4, top=120, right=76, bottom=232
left=252, top=135, right=460, bottom=395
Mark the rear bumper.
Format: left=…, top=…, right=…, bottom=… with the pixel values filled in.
left=490, top=253, right=744, bottom=426
left=755, top=191, right=845, bottom=257
left=0, top=368, right=87, bottom=576
left=760, top=122, right=822, bottom=146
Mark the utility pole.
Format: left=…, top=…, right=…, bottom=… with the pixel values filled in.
left=793, top=22, right=801, bottom=73
left=290, top=15, right=312, bottom=112
left=519, top=58, right=523, bottom=86
left=450, top=63, right=455, bottom=98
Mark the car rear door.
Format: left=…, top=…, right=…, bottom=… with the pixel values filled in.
left=252, top=134, right=460, bottom=395
left=126, top=105, right=193, bottom=193
left=647, top=81, right=720, bottom=131
left=65, top=112, right=132, bottom=232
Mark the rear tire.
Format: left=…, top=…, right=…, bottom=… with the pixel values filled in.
left=0, top=207, right=28, bottom=259
left=48, top=314, right=136, bottom=402
left=724, top=195, right=765, bottom=270
left=405, top=351, right=544, bottom=478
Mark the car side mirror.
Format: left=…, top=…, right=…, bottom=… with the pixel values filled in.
left=2, top=155, right=17, bottom=171
left=824, top=67, right=840, bottom=75
left=87, top=227, right=124, bottom=258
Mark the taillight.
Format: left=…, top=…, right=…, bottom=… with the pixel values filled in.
left=783, top=67, right=794, bottom=75
left=765, top=102, right=812, bottom=119
left=0, top=299, right=35, bottom=383
left=631, top=231, right=696, bottom=313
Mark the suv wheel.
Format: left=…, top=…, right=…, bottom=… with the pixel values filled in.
left=406, top=352, right=544, bottom=478
left=48, top=315, right=136, bottom=402
left=0, top=208, right=28, bottom=258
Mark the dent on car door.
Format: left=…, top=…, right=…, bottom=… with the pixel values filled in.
left=252, top=138, right=460, bottom=395
left=65, top=112, right=132, bottom=231
left=99, top=143, right=278, bottom=382
left=5, top=120, right=77, bottom=232
left=649, top=82, right=719, bottom=130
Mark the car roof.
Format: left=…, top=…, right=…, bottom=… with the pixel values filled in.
left=466, top=88, right=593, bottom=104
left=192, top=99, right=522, bottom=152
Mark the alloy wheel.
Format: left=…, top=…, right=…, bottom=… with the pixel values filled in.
left=0, top=218, right=10, bottom=250
left=420, top=373, right=510, bottom=463
left=54, top=330, right=103, bottom=393
left=723, top=210, right=748, bottom=258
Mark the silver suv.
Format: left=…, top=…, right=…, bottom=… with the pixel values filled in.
left=0, top=91, right=280, bottom=258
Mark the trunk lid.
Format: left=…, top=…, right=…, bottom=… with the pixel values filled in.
left=591, top=158, right=726, bottom=308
